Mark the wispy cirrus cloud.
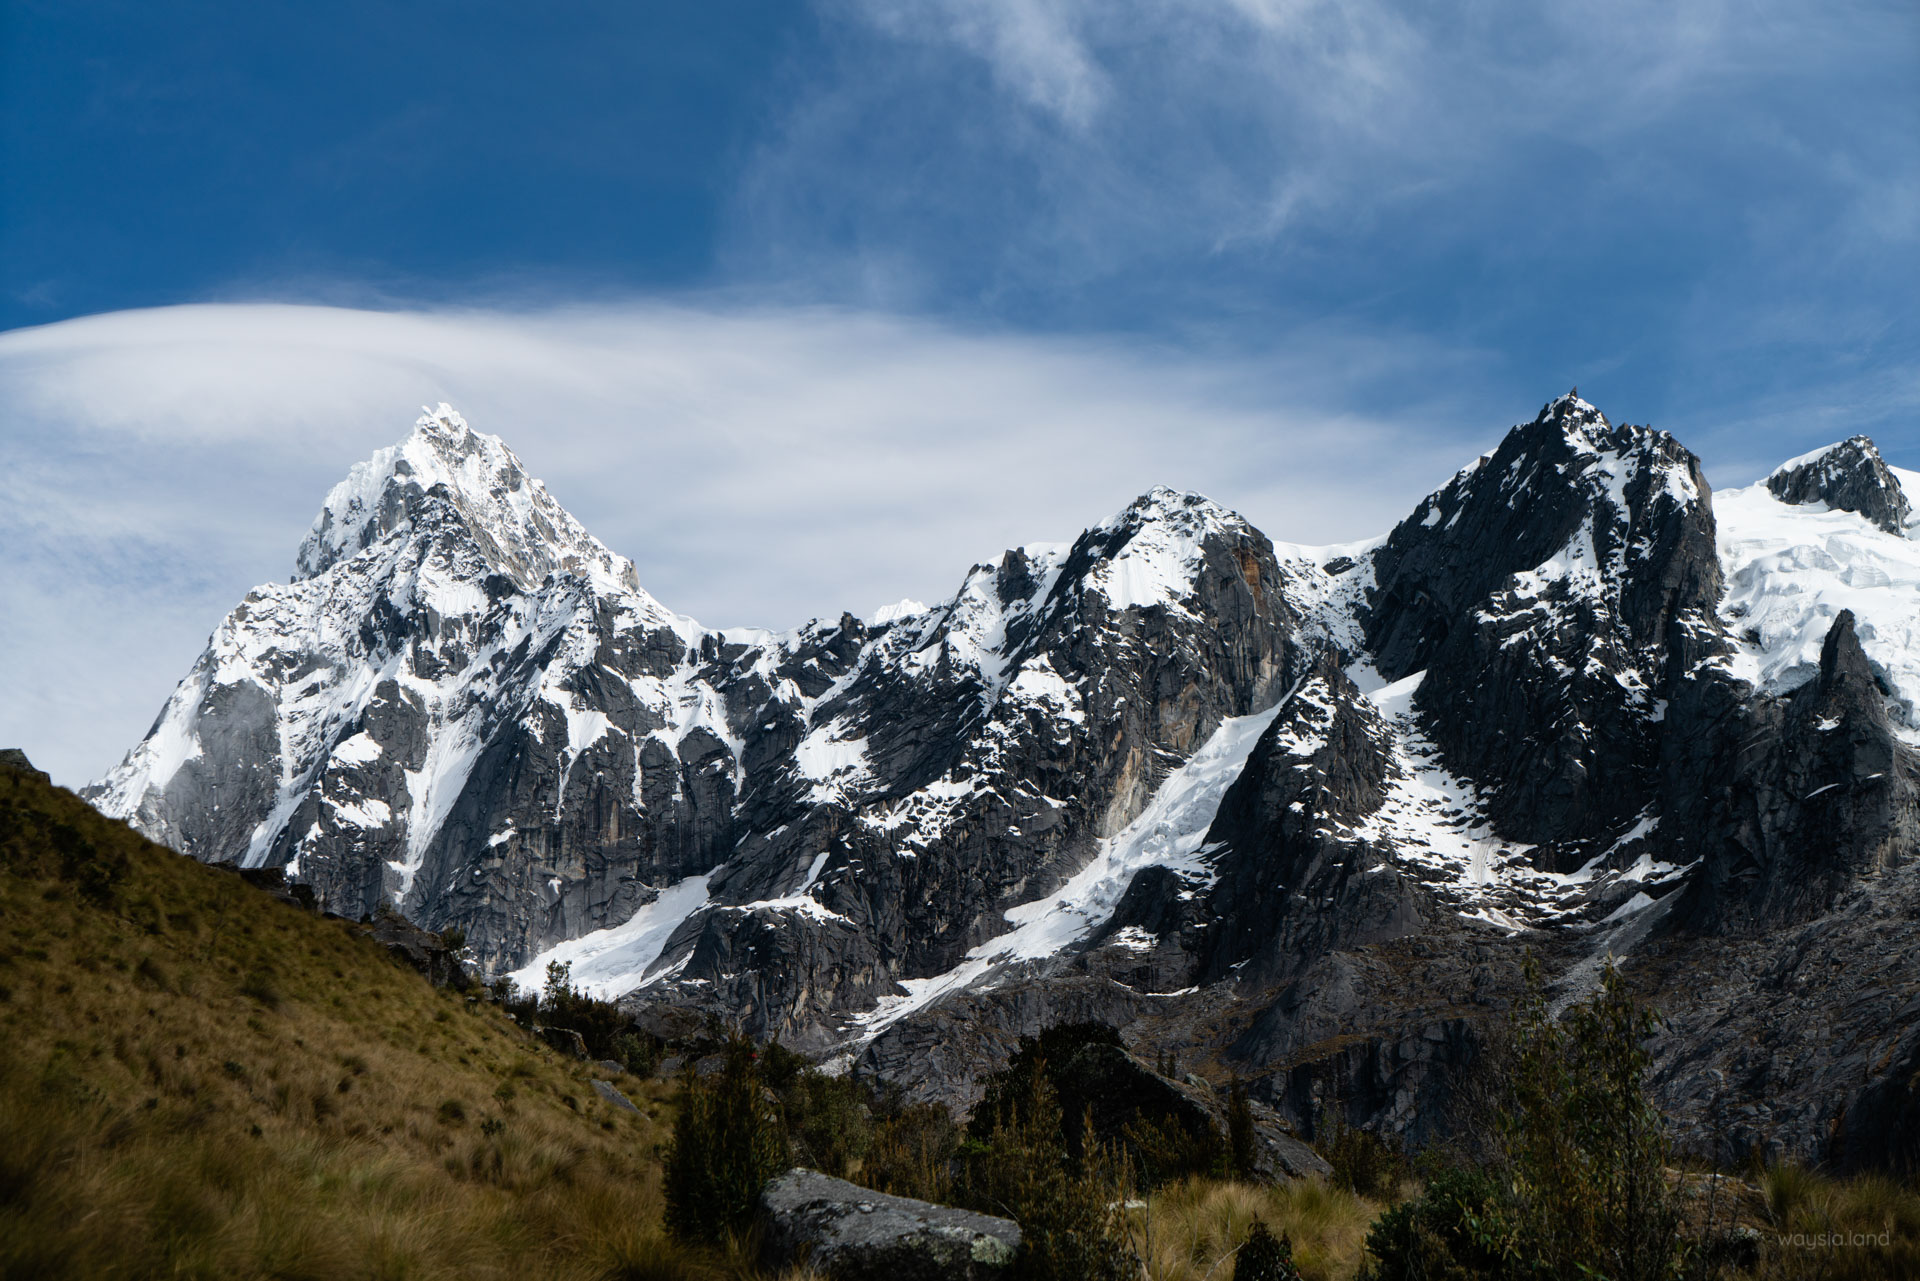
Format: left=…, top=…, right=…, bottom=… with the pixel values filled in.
left=732, top=0, right=1916, bottom=327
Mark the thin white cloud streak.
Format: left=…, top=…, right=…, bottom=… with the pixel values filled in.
left=1, top=301, right=1501, bottom=787
left=859, top=0, right=1109, bottom=129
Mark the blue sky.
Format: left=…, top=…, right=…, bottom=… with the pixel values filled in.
left=3, top=0, right=1918, bottom=782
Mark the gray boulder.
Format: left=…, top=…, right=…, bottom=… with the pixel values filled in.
left=591, top=1079, right=639, bottom=1112
left=759, top=1168, right=1021, bottom=1280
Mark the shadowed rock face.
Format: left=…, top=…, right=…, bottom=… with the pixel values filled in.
left=1194, top=657, right=1425, bottom=983
left=847, top=405, right=1920, bottom=1171
left=1666, top=608, right=1920, bottom=934
left=758, top=1169, right=1020, bottom=1281
left=0, top=749, right=50, bottom=785
left=1766, top=436, right=1912, bottom=535
left=1091, top=656, right=1427, bottom=991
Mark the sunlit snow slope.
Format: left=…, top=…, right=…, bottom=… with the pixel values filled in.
left=1719, top=470, right=1920, bottom=740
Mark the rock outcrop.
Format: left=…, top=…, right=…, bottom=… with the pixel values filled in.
left=1364, top=392, right=1724, bottom=867
left=758, top=1169, right=1020, bottom=1280
left=0, top=749, right=51, bottom=785
left=1667, top=609, right=1920, bottom=933
left=1766, top=435, right=1912, bottom=535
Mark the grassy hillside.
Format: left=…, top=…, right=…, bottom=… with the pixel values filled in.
left=0, top=760, right=708, bottom=1281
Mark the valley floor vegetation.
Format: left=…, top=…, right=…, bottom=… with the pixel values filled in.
left=5, top=757, right=1917, bottom=1280
left=653, top=970, right=1920, bottom=1281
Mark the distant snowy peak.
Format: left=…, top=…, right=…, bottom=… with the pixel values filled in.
left=1397, top=392, right=1706, bottom=570
left=1104, top=484, right=1250, bottom=537
left=872, top=599, right=928, bottom=626
left=294, top=404, right=644, bottom=598
left=895, top=486, right=1272, bottom=693
left=89, top=405, right=719, bottom=920
left=1765, top=435, right=1912, bottom=536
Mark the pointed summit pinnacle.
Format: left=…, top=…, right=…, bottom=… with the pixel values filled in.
left=414, top=403, right=470, bottom=437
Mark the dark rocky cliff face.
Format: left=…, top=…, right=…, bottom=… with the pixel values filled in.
left=1095, top=655, right=1428, bottom=991
left=88, top=399, right=1920, bottom=1172
left=1665, top=609, right=1920, bottom=933
left=1365, top=394, right=1725, bottom=867
left=88, top=420, right=1321, bottom=1046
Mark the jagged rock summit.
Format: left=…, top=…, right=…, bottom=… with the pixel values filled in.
left=1766, top=434, right=1913, bottom=536
left=88, top=398, right=1920, bottom=1171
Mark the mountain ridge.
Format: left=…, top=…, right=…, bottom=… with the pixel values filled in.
left=86, top=393, right=1920, bottom=1170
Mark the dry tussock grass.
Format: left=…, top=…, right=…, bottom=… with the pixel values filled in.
left=1132, top=1176, right=1380, bottom=1281
left=0, top=770, right=751, bottom=1280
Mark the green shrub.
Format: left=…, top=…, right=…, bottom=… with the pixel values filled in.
left=755, top=1039, right=809, bottom=1091
left=1234, top=1219, right=1303, bottom=1281
left=1123, top=1109, right=1226, bottom=1188
left=533, top=961, right=633, bottom=1059
left=1227, top=1075, right=1256, bottom=1181
left=662, top=1038, right=789, bottom=1246
left=1499, top=960, right=1682, bottom=1280
left=781, top=1067, right=872, bottom=1179
left=969, top=1022, right=1125, bottom=1143
left=1359, top=960, right=1684, bottom=1281
left=1360, top=1166, right=1513, bottom=1281
left=1318, top=1108, right=1404, bottom=1201
left=974, top=1020, right=1223, bottom=1190
left=956, top=1058, right=1137, bottom=1281
left=609, top=1032, right=661, bottom=1078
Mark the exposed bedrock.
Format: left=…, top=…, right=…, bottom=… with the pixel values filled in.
left=1365, top=393, right=1725, bottom=866
left=1766, top=435, right=1913, bottom=536
left=1665, top=608, right=1920, bottom=933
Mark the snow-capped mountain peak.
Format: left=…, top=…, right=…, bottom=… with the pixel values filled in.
left=1719, top=440, right=1920, bottom=737
left=1082, top=486, right=1256, bottom=614
left=294, top=403, right=640, bottom=596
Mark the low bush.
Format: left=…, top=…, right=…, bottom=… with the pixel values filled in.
left=957, top=1057, right=1138, bottom=1281
left=974, top=1020, right=1226, bottom=1190
left=1235, top=1219, right=1304, bottom=1281
left=1318, top=1109, right=1406, bottom=1202
left=535, top=960, right=644, bottom=1060
left=1359, top=960, right=1683, bottom=1280
left=663, top=1037, right=791, bottom=1246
